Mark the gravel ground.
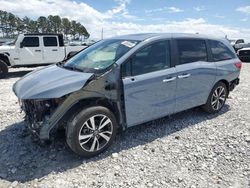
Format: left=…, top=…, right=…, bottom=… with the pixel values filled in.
left=0, top=64, right=249, bottom=188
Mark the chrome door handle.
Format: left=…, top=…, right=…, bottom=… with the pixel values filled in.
left=178, top=73, right=191, bottom=79
left=163, top=77, right=176, bottom=83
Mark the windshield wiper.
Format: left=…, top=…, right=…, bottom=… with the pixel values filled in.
left=56, top=61, right=64, bottom=67
left=63, top=65, right=84, bottom=72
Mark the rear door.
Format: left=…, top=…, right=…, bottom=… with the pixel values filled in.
left=208, top=40, right=240, bottom=82
left=42, top=36, right=65, bottom=63
left=174, top=38, right=216, bottom=113
left=122, top=40, right=177, bottom=127
left=19, top=36, right=43, bottom=65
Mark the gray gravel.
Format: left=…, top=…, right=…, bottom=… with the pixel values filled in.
left=0, top=65, right=250, bottom=188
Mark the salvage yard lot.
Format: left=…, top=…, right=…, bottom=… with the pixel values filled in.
left=0, top=64, right=249, bottom=188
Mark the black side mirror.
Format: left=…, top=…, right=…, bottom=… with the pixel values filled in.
left=20, top=42, right=24, bottom=48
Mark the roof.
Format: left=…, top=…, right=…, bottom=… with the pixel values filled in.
left=110, top=33, right=220, bottom=41
left=24, top=33, right=63, bottom=36
left=110, top=33, right=164, bottom=41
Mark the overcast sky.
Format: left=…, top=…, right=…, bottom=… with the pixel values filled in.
left=1, top=0, right=250, bottom=41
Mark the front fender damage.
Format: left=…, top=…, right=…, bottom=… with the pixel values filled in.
left=18, top=65, right=124, bottom=141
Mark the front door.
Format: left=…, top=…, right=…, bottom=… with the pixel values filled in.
left=122, top=40, right=177, bottom=127
left=19, top=36, right=43, bottom=65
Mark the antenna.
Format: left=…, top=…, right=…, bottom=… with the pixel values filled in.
left=101, top=28, right=104, bottom=40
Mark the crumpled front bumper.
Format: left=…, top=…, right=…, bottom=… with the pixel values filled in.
left=20, top=99, right=62, bottom=140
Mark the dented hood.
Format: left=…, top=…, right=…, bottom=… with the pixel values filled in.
left=13, top=65, right=93, bottom=99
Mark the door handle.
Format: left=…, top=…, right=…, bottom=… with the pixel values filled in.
left=52, top=49, right=58, bottom=51
left=178, top=73, right=191, bottom=79
left=163, top=77, right=176, bottom=83
left=35, top=50, right=41, bottom=52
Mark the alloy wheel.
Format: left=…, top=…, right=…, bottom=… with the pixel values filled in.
left=211, top=86, right=226, bottom=111
left=78, top=114, right=113, bottom=152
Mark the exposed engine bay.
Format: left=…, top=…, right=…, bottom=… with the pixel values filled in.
left=20, top=98, right=64, bottom=136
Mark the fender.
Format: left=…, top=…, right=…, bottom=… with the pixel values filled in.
left=39, top=65, right=125, bottom=140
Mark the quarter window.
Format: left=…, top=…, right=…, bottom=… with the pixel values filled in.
left=209, top=40, right=236, bottom=61
left=43, top=37, right=58, bottom=47
left=123, top=41, right=171, bottom=77
left=177, top=39, right=207, bottom=64
left=22, top=37, right=39, bottom=47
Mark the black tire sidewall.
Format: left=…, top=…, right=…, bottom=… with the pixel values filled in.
left=0, top=60, right=8, bottom=79
left=66, top=106, right=118, bottom=157
left=204, top=82, right=228, bottom=113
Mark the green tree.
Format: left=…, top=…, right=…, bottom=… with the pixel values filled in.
left=27, top=20, right=38, bottom=33
left=53, top=15, right=61, bottom=33
left=16, top=17, right=25, bottom=34
left=0, top=10, right=5, bottom=37
left=37, top=16, right=48, bottom=33
left=0, top=10, right=90, bottom=39
left=48, top=15, right=61, bottom=33
left=8, top=12, right=16, bottom=37
left=70, top=20, right=77, bottom=39
left=22, top=16, right=31, bottom=33
left=62, top=17, right=71, bottom=36
left=1, top=11, right=9, bottom=37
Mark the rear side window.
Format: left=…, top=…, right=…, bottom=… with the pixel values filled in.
left=43, top=37, right=58, bottom=47
left=177, top=39, right=208, bottom=64
left=22, top=37, right=39, bottom=47
left=123, top=41, right=171, bottom=77
left=209, top=40, right=236, bottom=61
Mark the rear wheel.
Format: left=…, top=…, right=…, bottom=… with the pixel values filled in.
left=202, top=82, right=228, bottom=113
left=0, top=60, right=8, bottom=79
left=66, top=106, right=117, bottom=157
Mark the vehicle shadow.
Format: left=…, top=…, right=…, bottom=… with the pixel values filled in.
left=5, top=70, right=32, bottom=79
left=0, top=105, right=230, bottom=183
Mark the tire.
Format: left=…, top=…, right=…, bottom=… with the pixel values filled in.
left=202, top=82, right=228, bottom=113
left=66, top=106, right=118, bottom=157
left=0, top=60, right=8, bottom=79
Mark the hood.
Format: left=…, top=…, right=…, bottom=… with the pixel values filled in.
left=13, top=65, right=94, bottom=99
left=239, top=47, right=250, bottom=51
left=0, top=45, right=15, bottom=51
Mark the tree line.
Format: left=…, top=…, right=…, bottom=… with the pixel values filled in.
left=0, top=10, right=90, bottom=39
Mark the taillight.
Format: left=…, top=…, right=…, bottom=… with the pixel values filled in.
left=234, top=62, right=242, bottom=69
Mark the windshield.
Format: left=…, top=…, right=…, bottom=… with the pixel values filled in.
left=63, top=39, right=139, bottom=72
left=13, top=38, right=17, bottom=45
left=243, top=43, right=250, bottom=48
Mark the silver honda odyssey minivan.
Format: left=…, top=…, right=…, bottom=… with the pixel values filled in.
left=13, top=33, right=241, bottom=157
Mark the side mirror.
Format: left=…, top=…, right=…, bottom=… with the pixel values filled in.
left=20, top=42, right=24, bottom=48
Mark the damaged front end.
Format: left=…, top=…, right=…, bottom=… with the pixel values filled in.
left=20, top=98, right=65, bottom=137
left=13, top=64, right=96, bottom=140
left=13, top=63, right=124, bottom=141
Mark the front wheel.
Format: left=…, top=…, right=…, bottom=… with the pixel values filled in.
left=202, top=82, right=228, bottom=113
left=0, top=60, right=8, bottom=79
left=66, top=106, right=117, bottom=157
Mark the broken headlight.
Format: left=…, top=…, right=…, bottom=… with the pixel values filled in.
left=20, top=98, right=64, bottom=131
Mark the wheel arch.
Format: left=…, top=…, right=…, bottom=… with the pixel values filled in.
left=216, top=79, right=230, bottom=95
left=58, top=97, right=121, bottom=130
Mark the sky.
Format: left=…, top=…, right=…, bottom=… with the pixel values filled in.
left=1, top=0, right=250, bottom=41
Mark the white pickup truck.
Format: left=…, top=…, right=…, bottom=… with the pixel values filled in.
left=0, top=34, right=87, bottom=78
